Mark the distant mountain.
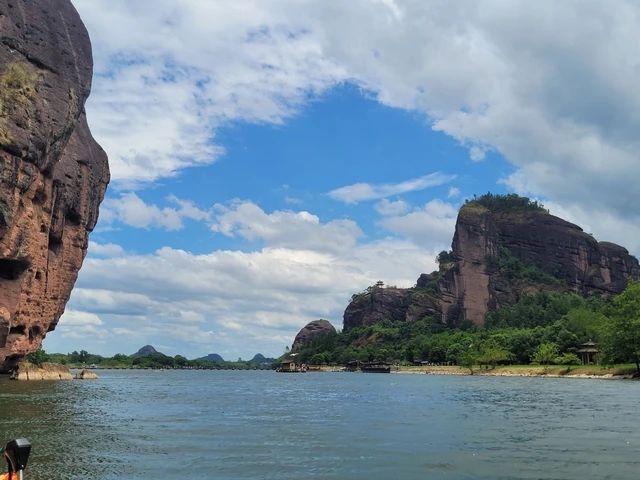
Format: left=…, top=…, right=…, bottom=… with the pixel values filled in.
left=249, top=353, right=275, bottom=364
left=132, top=345, right=161, bottom=357
left=197, top=353, right=225, bottom=363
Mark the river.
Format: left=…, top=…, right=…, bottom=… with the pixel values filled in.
left=0, top=370, right=638, bottom=479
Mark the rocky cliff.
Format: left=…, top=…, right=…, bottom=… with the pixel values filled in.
left=292, top=319, right=337, bottom=351
left=0, top=1, right=109, bottom=372
left=344, top=195, right=639, bottom=330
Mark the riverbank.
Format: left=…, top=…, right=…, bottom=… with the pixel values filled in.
left=396, top=364, right=638, bottom=378
left=310, top=364, right=638, bottom=378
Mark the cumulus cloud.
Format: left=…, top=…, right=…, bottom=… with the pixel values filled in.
left=100, top=193, right=211, bottom=230
left=47, top=198, right=442, bottom=358
left=61, top=1, right=640, bottom=357
left=59, top=310, right=103, bottom=327
left=74, top=0, right=640, bottom=236
left=211, top=200, right=362, bottom=253
left=447, top=187, right=461, bottom=198
left=374, top=198, right=409, bottom=216
left=328, top=172, right=455, bottom=204
left=46, top=237, right=436, bottom=358
left=88, top=241, right=125, bottom=258
left=378, top=199, right=458, bottom=248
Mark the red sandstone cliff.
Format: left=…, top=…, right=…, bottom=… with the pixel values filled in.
left=344, top=198, right=640, bottom=330
left=292, top=319, right=337, bottom=351
left=0, top=1, right=109, bottom=371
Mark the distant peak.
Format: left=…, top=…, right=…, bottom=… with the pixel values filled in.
left=133, top=345, right=159, bottom=357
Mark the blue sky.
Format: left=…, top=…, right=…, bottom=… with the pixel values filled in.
left=91, top=84, right=513, bottom=255
left=45, top=0, right=640, bottom=360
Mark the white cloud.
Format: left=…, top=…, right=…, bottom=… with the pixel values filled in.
left=59, top=310, right=103, bottom=327
left=378, top=199, right=458, bottom=249
left=211, top=200, right=362, bottom=253
left=328, top=172, right=455, bottom=204
left=45, top=238, right=435, bottom=358
left=374, top=198, right=409, bottom=216
left=74, top=0, right=640, bottom=246
left=88, top=241, right=124, bottom=258
left=46, top=198, right=440, bottom=358
left=447, top=187, right=461, bottom=198
left=100, top=193, right=211, bottom=230
left=74, top=0, right=346, bottom=185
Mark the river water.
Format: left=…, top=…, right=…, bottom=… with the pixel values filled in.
left=0, top=370, right=638, bottom=479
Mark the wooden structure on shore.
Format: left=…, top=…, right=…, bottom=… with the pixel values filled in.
left=276, top=358, right=308, bottom=373
left=577, top=341, right=599, bottom=365
left=360, top=361, right=391, bottom=373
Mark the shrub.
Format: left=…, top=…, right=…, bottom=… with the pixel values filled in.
left=554, top=353, right=581, bottom=366
left=465, top=193, right=548, bottom=214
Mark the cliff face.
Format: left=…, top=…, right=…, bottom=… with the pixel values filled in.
left=344, top=202, right=639, bottom=330
left=0, top=1, right=109, bottom=371
left=292, top=320, right=337, bottom=351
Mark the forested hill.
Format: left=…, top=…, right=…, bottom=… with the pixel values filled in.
left=288, top=195, right=640, bottom=371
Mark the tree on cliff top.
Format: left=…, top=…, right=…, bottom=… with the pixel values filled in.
left=465, top=193, right=548, bottom=214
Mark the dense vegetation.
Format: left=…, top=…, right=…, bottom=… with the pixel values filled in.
left=464, top=192, right=548, bottom=213
left=25, top=349, right=275, bottom=370
left=487, top=246, right=562, bottom=285
left=292, top=282, right=640, bottom=373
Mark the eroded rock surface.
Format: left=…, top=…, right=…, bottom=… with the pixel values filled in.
left=292, top=320, right=337, bottom=351
left=0, top=1, right=109, bottom=372
left=343, top=202, right=639, bottom=330
left=10, top=361, right=72, bottom=381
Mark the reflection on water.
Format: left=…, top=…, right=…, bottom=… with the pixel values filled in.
left=1, top=370, right=639, bottom=480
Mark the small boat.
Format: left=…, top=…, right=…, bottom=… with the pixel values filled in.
left=360, top=362, right=391, bottom=373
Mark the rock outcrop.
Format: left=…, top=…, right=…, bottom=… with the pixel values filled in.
left=75, top=368, right=98, bottom=380
left=344, top=196, right=640, bottom=330
left=343, top=286, right=438, bottom=331
left=10, top=361, right=72, bottom=381
left=292, top=320, right=337, bottom=351
left=0, top=1, right=109, bottom=372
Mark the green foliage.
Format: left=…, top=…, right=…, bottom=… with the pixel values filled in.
left=293, top=287, right=622, bottom=369
left=486, top=292, right=587, bottom=329
left=487, top=246, right=562, bottom=285
left=25, top=347, right=50, bottom=366
left=600, top=281, right=640, bottom=372
left=465, top=193, right=548, bottom=214
left=29, top=349, right=273, bottom=370
left=554, top=353, right=581, bottom=366
left=436, top=250, right=455, bottom=266
left=0, top=62, right=39, bottom=144
left=532, top=342, right=558, bottom=365
left=477, top=343, right=513, bottom=368
left=458, top=350, right=478, bottom=374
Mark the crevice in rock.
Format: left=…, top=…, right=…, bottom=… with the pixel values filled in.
left=0, top=257, right=30, bottom=280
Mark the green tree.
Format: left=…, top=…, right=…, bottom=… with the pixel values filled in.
left=477, top=344, right=512, bottom=369
left=25, top=346, right=49, bottom=365
left=601, top=281, right=640, bottom=374
left=458, top=350, right=478, bottom=375
left=532, top=342, right=558, bottom=367
left=554, top=353, right=581, bottom=366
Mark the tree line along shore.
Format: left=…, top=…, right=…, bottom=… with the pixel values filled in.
left=286, top=281, right=640, bottom=377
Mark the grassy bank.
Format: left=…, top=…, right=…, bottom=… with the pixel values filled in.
left=396, top=364, right=638, bottom=378
left=307, top=363, right=638, bottom=378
